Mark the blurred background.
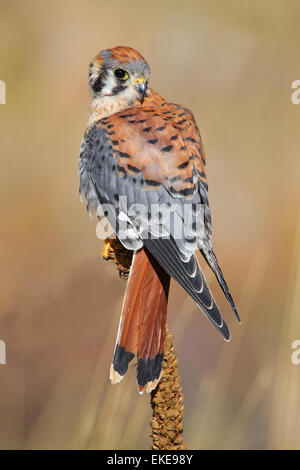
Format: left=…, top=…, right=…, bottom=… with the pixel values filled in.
left=0, top=0, right=300, bottom=450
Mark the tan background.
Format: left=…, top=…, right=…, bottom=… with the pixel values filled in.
left=0, top=0, right=300, bottom=449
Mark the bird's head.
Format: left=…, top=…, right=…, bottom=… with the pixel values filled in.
left=89, top=46, right=150, bottom=109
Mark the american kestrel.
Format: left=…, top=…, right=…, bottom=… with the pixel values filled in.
left=79, top=46, right=239, bottom=394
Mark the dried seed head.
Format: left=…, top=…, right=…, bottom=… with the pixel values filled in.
left=150, top=328, right=186, bottom=450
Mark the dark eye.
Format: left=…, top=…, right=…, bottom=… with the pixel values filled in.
left=114, top=68, right=129, bottom=80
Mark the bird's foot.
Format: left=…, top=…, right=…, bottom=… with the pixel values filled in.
left=101, top=237, right=133, bottom=279
left=102, top=238, right=114, bottom=260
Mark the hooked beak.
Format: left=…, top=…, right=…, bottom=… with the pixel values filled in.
left=133, top=77, right=147, bottom=102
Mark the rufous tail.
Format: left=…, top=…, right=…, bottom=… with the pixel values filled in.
left=110, top=247, right=170, bottom=394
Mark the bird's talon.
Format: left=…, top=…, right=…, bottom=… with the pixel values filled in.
left=102, top=238, right=114, bottom=260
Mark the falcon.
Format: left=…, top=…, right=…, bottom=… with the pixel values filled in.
left=79, top=46, right=240, bottom=394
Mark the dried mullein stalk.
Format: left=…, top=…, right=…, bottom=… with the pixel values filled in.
left=150, top=327, right=186, bottom=450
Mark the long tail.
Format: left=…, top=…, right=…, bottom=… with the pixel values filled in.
left=200, top=247, right=240, bottom=323
left=110, top=247, right=170, bottom=394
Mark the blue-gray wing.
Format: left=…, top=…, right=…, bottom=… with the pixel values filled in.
left=79, top=105, right=237, bottom=338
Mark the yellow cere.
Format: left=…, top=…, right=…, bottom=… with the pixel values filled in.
left=133, top=77, right=146, bottom=85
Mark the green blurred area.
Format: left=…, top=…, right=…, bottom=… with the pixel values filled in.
left=0, top=0, right=300, bottom=449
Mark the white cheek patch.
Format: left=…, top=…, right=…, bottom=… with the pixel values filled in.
left=101, top=69, right=118, bottom=96
left=100, top=69, right=138, bottom=105
left=120, top=86, right=138, bottom=104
